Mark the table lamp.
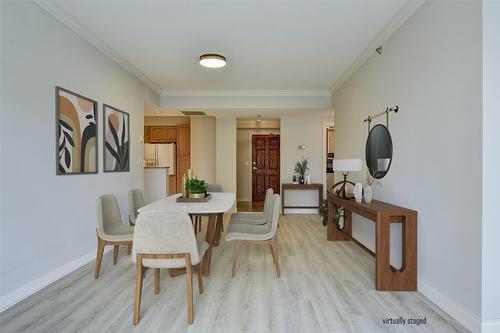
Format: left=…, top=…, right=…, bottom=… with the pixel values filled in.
left=331, top=159, right=362, bottom=199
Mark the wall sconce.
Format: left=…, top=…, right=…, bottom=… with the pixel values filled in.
left=297, top=144, right=306, bottom=150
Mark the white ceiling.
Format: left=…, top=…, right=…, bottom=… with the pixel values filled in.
left=53, top=0, right=407, bottom=92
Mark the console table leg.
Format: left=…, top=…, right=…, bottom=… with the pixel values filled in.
left=375, top=214, right=391, bottom=291
left=402, top=214, right=417, bottom=290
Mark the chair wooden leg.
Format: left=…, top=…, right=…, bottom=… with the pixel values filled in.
left=231, top=242, right=241, bottom=278
left=185, top=255, right=193, bottom=324
left=196, top=264, right=203, bottom=294
left=268, top=243, right=275, bottom=264
left=95, top=236, right=105, bottom=279
left=271, top=237, right=281, bottom=278
left=154, top=268, right=160, bottom=295
left=113, top=245, right=119, bottom=265
left=127, top=243, right=132, bottom=255
left=133, top=257, right=144, bottom=325
left=198, top=216, right=202, bottom=232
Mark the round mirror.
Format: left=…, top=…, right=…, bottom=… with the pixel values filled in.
left=365, top=124, right=393, bottom=179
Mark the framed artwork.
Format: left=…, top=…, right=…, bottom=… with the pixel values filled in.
left=103, top=104, right=130, bottom=172
left=56, top=86, right=98, bottom=175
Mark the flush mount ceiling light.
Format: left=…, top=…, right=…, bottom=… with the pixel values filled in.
left=199, top=54, right=226, bottom=68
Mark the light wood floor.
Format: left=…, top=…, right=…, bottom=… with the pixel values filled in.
left=0, top=214, right=468, bottom=333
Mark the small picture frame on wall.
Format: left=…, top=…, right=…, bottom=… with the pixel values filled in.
left=56, top=86, right=98, bottom=175
left=103, top=104, right=130, bottom=172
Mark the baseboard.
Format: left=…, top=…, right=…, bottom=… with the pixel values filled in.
left=418, top=279, right=482, bottom=333
left=0, top=247, right=111, bottom=313
left=283, top=208, right=318, bottom=214
left=347, top=232, right=482, bottom=333
left=482, top=320, right=500, bottom=333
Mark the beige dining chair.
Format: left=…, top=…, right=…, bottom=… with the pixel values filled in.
left=230, top=188, right=274, bottom=225
left=128, top=189, right=145, bottom=226
left=225, top=194, right=281, bottom=278
left=192, top=184, right=223, bottom=234
left=95, top=194, right=134, bottom=279
left=132, top=210, right=208, bottom=325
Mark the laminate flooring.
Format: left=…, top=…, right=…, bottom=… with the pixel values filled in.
left=0, top=214, right=468, bottom=333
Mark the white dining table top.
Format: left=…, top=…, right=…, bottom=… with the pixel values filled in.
left=138, top=192, right=236, bottom=214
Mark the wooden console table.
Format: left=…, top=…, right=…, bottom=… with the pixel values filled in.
left=281, top=183, right=323, bottom=215
left=327, top=193, right=417, bottom=291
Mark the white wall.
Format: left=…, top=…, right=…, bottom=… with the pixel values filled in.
left=332, top=1, right=482, bottom=331
left=0, top=2, right=146, bottom=310
left=280, top=111, right=333, bottom=213
left=191, top=116, right=216, bottom=183
left=216, top=117, right=237, bottom=200
left=482, top=1, right=500, bottom=330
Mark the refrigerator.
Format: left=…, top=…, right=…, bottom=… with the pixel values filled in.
left=144, top=143, right=176, bottom=175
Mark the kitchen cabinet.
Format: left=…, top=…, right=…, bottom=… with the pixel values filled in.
left=176, top=125, right=190, bottom=157
left=150, top=127, right=164, bottom=142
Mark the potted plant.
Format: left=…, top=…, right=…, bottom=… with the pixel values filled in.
left=185, top=178, right=208, bottom=199
left=319, top=199, right=344, bottom=229
left=294, top=157, right=309, bottom=184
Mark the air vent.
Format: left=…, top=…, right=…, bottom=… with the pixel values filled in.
left=181, top=111, right=206, bottom=116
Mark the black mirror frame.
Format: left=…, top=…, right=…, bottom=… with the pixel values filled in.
left=365, top=124, right=393, bottom=179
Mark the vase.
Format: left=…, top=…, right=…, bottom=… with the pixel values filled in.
left=299, top=175, right=305, bottom=184
left=364, top=185, right=373, bottom=203
left=188, top=192, right=205, bottom=199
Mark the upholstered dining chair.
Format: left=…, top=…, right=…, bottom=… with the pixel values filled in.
left=128, top=189, right=145, bottom=226
left=95, top=195, right=134, bottom=279
left=132, top=211, right=208, bottom=325
left=225, top=194, right=281, bottom=278
left=230, top=188, right=274, bottom=225
left=192, top=184, right=223, bottom=234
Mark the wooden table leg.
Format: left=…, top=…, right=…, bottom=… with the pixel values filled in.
left=375, top=214, right=391, bottom=290
left=214, top=213, right=223, bottom=247
left=201, top=213, right=217, bottom=277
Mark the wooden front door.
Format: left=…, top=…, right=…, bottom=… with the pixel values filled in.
left=252, top=134, right=280, bottom=201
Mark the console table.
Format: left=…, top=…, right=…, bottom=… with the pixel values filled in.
left=281, top=183, right=323, bottom=215
left=327, top=193, right=417, bottom=291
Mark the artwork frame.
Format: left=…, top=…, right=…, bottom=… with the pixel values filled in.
left=103, top=104, right=130, bottom=173
left=55, top=86, right=98, bottom=175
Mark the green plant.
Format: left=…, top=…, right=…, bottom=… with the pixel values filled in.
left=319, top=199, right=329, bottom=226
left=294, top=157, right=309, bottom=178
left=185, top=178, right=208, bottom=194
left=334, top=206, right=344, bottom=228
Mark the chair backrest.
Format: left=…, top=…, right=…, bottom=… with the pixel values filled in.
left=262, top=188, right=274, bottom=216
left=96, top=194, right=123, bottom=237
left=262, top=194, right=281, bottom=237
left=207, top=184, right=223, bottom=192
left=132, top=211, right=201, bottom=267
left=128, top=189, right=145, bottom=222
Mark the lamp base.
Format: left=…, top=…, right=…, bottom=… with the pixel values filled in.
left=329, top=172, right=355, bottom=200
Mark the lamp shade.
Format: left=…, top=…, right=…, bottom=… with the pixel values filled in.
left=332, top=159, right=361, bottom=172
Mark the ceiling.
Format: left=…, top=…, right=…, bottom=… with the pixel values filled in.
left=52, top=0, right=407, bottom=92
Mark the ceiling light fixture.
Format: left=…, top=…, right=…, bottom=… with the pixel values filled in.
left=199, top=54, right=226, bottom=68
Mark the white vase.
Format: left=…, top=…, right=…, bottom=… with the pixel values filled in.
left=364, top=185, right=373, bottom=203
left=354, top=183, right=363, bottom=203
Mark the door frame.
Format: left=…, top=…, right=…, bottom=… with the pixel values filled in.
left=322, top=121, right=334, bottom=198
left=251, top=133, right=280, bottom=201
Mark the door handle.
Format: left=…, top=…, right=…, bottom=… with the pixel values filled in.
left=252, top=166, right=258, bottom=170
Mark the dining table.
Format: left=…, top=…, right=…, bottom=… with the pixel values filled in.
left=138, top=192, right=236, bottom=277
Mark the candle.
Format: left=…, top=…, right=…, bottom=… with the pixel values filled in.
left=182, top=174, right=187, bottom=198
left=187, top=169, right=193, bottom=180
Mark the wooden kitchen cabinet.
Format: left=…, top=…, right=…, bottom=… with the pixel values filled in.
left=177, top=157, right=191, bottom=191
left=176, top=125, right=190, bottom=157
left=164, top=127, right=177, bottom=142
left=144, top=126, right=151, bottom=143
left=150, top=127, right=164, bottom=142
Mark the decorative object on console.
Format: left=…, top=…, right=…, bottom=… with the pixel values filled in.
left=330, top=159, right=361, bottom=199
left=55, top=86, right=97, bottom=175
left=364, top=172, right=381, bottom=203
left=294, top=157, right=309, bottom=184
left=103, top=104, right=129, bottom=172
left=353, top=183, right=363, bottom=203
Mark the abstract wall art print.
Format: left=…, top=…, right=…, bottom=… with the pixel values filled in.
left=56, top=86, right=98, bottom=175
left=103, top=104, right=130, bottom=172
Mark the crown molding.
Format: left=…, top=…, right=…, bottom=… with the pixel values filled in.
left=330, top=0, right=426, bottom=94
left=161, top=90, right=331, bottom=97
left=33, top=0, right=163, bottom=95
